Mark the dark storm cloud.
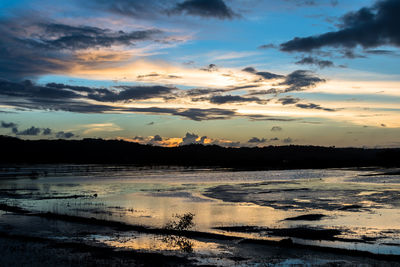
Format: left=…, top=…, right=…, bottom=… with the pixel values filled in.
left=242, top=67, right=284, bottom=80
left=56, top=131, right=75, bottom=139
left=208, top=95, right=268, bottom=105
left=277, top=96, right=301, bottom=105
left=296, top=103, right=336, bottom=112
left=280, top=70, right=325, bottom=92
left=248, top=137, right=267, bottom=143
left=295, top=57, right=335, bottom=68
left=170, top=0, right=237, bottom=19
left=280, top=0, right=400, bottom=52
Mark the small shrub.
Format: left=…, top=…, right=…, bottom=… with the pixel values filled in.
left=165, top=212, right=195, bottom=231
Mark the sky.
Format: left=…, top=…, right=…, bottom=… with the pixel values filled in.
left=0, top=0, right=399, bottom=147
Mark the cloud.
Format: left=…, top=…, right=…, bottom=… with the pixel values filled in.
left=181, top=132, right=207, bottom=145
left=91, top=0, right=238, bottom=20
left=56, top=131, right=75, bottom=139
left=33, top=23, right=162, bottom=50
left=279, top=70, right=325, bottom=92
left=16, top=126, right=42, bottom=136
left=258, top=43, right=277, bottom=49
left=248, top=137, right=267, bottom=143
left=207, top=94, right=268, bottom=105
left=282, top=137, right=293, bottom=144
left=170, top=0, right=237, bottom=19
left=284, top=0, right=338, bottom=6
left=246, top=115, right=298, bottom=122
left=210, top=139, right=240, bottom=147
left=0, top=121, right=18, bottom=134
left=364, top=49, right=398, bottom=55
left=341, top=50, right=366, bottom=59
left=147, top=122, right=155, bottom=126
left=296, top=103, right=336, bottom=112
left=88, top=85, right=175, bottom=102
left=0, top=80, right=299, bottom=122
left=277, top=96, right=301, bottom=105
left=0, top=121, right=75, bottom=137
left=151, top=134, right=163, bottom=142
left=0, top=80, right=176, bottom=112
left=201, top=64, right=218, bottom=72
left=246, top=89, right=280, bottom=96
left=271, top=126, right=283, bottom=132
left=1, top=121, right=18, bottom=129
left=89, top=0, right=165, bottom=19
left=172, top=108, right=236, bottom=121
left=280, top=0, right=400, bottom=52
left=42, top=128, right=52, bottom=135
left=185, top=88, right=228, bottom=96
left=295, top=57, right=335, bottom=68
left=0, top=19, right=164, bottom=80
left=82, top=123, right=122, bottom=134
left=242, top=67, right=284, bottom=80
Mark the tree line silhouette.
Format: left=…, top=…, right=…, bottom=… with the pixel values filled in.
left=1, top=135, right=399, bottom=169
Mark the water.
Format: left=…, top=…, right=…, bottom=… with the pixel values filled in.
left=1, top=165, right=400, bottom=257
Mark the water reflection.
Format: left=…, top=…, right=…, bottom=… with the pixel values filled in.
left=2, top=165, right=400, bottom=255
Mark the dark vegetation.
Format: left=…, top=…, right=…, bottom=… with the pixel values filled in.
left=1, top=136, right=400, bottom=169
left=163, top=213, right=196, bottom=253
